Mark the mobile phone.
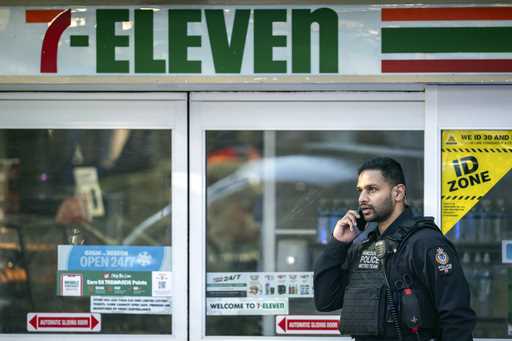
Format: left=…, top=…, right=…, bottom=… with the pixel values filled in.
left=356, top=209, right=367, bottom=231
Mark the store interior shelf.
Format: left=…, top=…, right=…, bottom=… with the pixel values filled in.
left=276, top=229, right=316, bottom=236
left=453, top=242, right=502, bottom=251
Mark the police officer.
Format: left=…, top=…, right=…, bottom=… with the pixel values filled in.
left=314, top=157, right=476, bottom=341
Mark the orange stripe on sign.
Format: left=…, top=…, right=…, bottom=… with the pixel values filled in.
left=382, top=7, right=512, bottom=21
left=26, top=9, right=66, bottom=23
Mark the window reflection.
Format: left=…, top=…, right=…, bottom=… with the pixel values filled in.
left=206, top=130, right=424, bottom=336
left=0, top=129, right=172, bottom=334
left=446, top=171, right=512, bottom=339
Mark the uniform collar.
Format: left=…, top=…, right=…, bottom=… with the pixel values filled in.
left=375, top=207, right=414, bottom=239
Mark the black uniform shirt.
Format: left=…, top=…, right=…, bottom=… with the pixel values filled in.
left=314, top=208, right=476, bottom=341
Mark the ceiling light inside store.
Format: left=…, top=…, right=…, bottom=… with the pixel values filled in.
left=122, top=21, right=133, bottom=30
left=0, top=9, right=10, bottom=31
left=295, top=182, right=306, bottom=191
left=71, top=17, right=86, bottom=27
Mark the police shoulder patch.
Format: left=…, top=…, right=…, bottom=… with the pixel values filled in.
left=435, top=247, right=449, bottom=265
left=432, top=247, right=453, bottom=275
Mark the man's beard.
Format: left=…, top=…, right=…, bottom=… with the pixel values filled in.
left=365, top=195, right=394, bottom=223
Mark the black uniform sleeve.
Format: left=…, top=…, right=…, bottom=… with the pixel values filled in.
left=313, top=238, right=352, bottom=312
left=412, top=234, right=476, bottom=341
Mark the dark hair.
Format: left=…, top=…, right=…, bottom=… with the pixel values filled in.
left=358, top=157, right=406, bottom=187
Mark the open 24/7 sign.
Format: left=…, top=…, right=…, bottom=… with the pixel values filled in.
left=58, top=245, right=171, bottom=272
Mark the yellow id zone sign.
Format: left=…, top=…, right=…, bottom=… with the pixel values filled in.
left=441, top=130, right=512, bottom=234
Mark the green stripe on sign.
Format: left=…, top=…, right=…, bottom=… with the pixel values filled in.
left=382, top=27, right=512, bottom=53
left=70, top=35, right=89, bottom=47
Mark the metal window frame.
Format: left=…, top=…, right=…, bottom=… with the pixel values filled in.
left=189, top=91, right=425, bottom=341
left=2, top=87, right=508, bottom=340
left=0, top=92, right=188, bottom=341
left=425, top=85, right=512, bottom=225
left=426, top=85, right=512, bottom=341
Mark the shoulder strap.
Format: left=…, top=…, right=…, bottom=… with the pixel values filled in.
left=388, top=216, right=440, bottom=251
left=386, top=217, right=436, bottom=291
left=402, top=216, right=457, bottom=251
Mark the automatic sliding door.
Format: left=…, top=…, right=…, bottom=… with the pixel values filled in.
left=190, top=92, right=425, bottom=340
left=0, top=93, right=187, bottom=339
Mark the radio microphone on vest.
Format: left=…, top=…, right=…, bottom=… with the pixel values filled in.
left=376, top=240, right=397, bottom=260
left=375, top=240, right=387, bottom=260
left=375, top=239, right=403, bottom=341
left=376, top=240, right=422, bottom=340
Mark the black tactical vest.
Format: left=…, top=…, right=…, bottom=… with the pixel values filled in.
left=339, top=236, right=389, bottom=336
left=339, top=217, right=441, bottom=340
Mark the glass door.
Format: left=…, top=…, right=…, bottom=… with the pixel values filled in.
left=0, top=93, right=187, bottom=340
left=432, top=85, right=512, bottom=340
left=190, top=92, right=425, bottom=340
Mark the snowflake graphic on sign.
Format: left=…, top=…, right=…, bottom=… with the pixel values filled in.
left=136, top=251, right=153, bottom=267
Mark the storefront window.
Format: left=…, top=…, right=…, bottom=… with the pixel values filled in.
left=0, top=129, right=172, bottom=333
left=205, top=130, right=424, bottom=336
left=443, top=130, right=512, bottom=338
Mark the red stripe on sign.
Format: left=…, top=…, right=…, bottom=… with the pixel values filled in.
left=382, top=7, right=512, bottom=21
left=26, top=9, right=66, bottom=23
left=40, top=9, right=71, bottom=73
left=382, top=59, right=512, bottom=72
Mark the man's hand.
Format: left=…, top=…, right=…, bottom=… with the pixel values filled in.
left=332, top=210, right=361, bottom=242
left=55, top=196, right=91, bottom=225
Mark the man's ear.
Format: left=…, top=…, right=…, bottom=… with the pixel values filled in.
left=393, top=184, right=406, bottom=202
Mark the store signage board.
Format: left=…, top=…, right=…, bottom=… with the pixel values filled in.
left=1, top=6, right=512, bottom=78
left=56, top=270, right=172, bottom=297
left=207, top=272, right=313, bottom=298
left=27, top=313, right=101, bottom=332
left=275, top=315, right=340, bottom=335
left=58, top=245, right=171, bottom=272
left=91, top=296, right=172, bottom=315
left=441, top=130, right=512, bottom=234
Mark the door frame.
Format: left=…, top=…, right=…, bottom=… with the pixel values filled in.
left=189, top=91, right=426, bottom=341
left=0, top=92, right=188, bottom=341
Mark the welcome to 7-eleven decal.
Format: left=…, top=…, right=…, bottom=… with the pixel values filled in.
left=441, top=130, right=512, bottom=234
